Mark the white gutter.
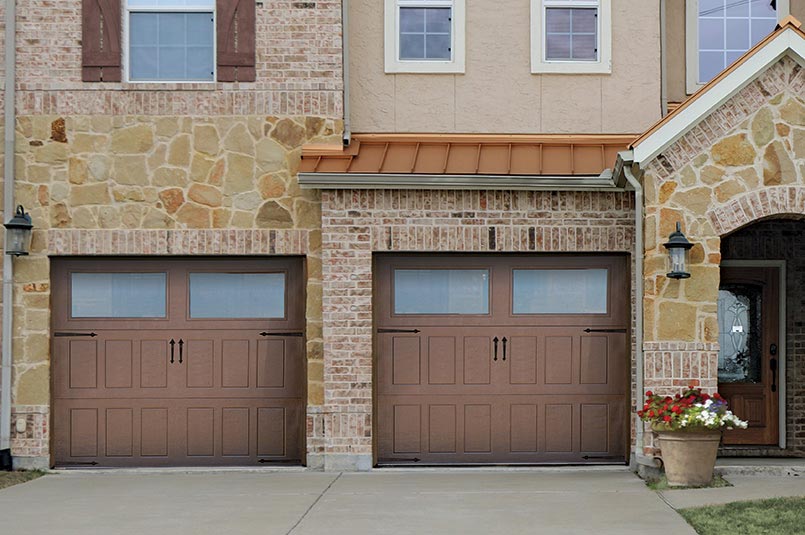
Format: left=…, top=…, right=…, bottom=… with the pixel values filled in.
left=617, top=151, right=660, bottom=470
left=298, top=169, right=622, bottom=191
left=341, top=0, right=351, bottom=146
left=1, top=0, right=16, bottom=464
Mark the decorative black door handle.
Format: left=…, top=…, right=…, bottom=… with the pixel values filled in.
left=493, top=337, right=499, bottom=361
left=770, top=358, right=777, bottom=392
left=178, top=339, right=184, bottom=364
left=169, top=339, right=175, bottom=364
left=502, top=337, right=507, bottom=361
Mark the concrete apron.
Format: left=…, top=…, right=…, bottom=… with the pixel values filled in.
left=0, top=469, right=696, bottom=535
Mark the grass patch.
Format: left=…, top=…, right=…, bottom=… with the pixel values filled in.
left=0, top=470, right=45, bottom=490
left=646, top=474, right=732, bottom=491
left=679, top=497, right=805, bottom=535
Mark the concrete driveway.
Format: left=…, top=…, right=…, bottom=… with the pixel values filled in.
left=0, top=468, right=695, bottom=535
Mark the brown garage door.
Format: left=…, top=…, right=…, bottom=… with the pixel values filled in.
left=376, top=255, right=629, bottom=465
left=52, top=257, right=305, bottom=467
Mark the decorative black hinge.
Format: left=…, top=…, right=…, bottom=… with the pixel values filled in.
left=54, top=332, right=98, bottom=337
left=59, top=461, right=99, bottom=466
left=581, top=455, right=621, bottom=460
left=258, top=458, right=302, bottom=464
left=377, top=457, right=421, bottom=463
left=377, top=328, right=421, bottom=334
left=259, top=332, right=304, bottom=337
left=583, top=328, right=627, bottom=334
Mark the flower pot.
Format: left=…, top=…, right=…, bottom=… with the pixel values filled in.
left=655, top=430, right=722, bottom=487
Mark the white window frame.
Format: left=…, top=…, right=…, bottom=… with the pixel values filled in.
left=123, top=0, right=217, bottom=84
left=384, top=0, right=466, bottom=74
left=685, top=0, right=789, bottom=94
left=531, top=0, right=611, bottom=74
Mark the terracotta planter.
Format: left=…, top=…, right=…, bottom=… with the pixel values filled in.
left=655, top=429, right=722, bottom=487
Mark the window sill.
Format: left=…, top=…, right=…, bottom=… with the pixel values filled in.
left=531, top=61, right=612, bottom=75
left=385, top=61, right=465, bottom=74
left=120, top=81, right=219, bottom=91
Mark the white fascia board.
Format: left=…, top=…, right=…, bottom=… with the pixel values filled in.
left=634, top=29, right=805, bottom=165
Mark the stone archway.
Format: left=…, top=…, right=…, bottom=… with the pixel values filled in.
left=707, top=187, right=805, bottom=236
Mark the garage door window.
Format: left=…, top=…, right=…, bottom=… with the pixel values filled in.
left=513, top=269, right=607, bottom=314
left=189, top=273, right=286, bottom=318
left=393, top=269, right=489, bottom=314
left=71, top=272, right=167, bottom=318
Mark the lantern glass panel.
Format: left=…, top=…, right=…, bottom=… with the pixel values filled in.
left=6, top=227, right=32, bottom=255
left=667, top=247, right=689, bottom=276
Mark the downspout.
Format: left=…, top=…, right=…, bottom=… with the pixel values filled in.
left=618, top=152, right=660, bottom=470
left=660, top=0, right=668, bottom=116
left=1, top=0, right=16, bottom=468
left=341, top=0, right=351, bottom=146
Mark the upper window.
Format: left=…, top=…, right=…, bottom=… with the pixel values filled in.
left=385, top=0, right=466, bottom=73
left=393, top=269, right=489, bottom=315
left=686, top=0, right=789, bottom=93
left=125, top=0, right=216, bottom=82
left=189, top=272, right=286, bottom=319
left=531, top=0, right=612, bottom=74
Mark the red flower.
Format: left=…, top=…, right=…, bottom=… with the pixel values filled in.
left=637, top=410, right=644, bottom=418
left=645, top=391, right=653, bottom=397
left=643, top=404, right=650, bottom=411
left=663, top=415, right=672, bottom=422
left=702, top=393, right=710, bottom=401
left=648, top=410, right=655, bottom=417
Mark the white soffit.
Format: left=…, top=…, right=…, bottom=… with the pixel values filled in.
left=633, top=28, right=805, bottom=165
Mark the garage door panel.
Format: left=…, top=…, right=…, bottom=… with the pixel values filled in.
left=544, top=336, right=573, bottom=385
left=141, top=340, right=169, bottom=389
left=105, top=340, right=134, bottom=389
left=393, top=404, right=422, bottom=454
left=464, top=404, right=492, bottom=453
left=428, top=405, right=457, bottom=453
left=222, top=340, right=250, bottom=388
left=544, top=404, right=574, bottom=453
left=509, top=404, right=539, bottom=453
left=105, top=408, right=134, bottom=457
left=69, top=340, right=98, bottom=389
left=186, top=340, right=215, bottom=388
left=221, top=407, right=250, bottom=456
left=392, top=336, right=421, bottom=385
left=580, top=403, right=609, bottom=453
left=69, top=408, right=99, bottom=458
left=427, top=336, right=456, bottom=385
left=509, top=336, right=538, bottom=384
left=141, top=407, right=169, bottom=457
left=463, top=336, right=492, bottom=385
left=580, top=336, right=608, bottom=385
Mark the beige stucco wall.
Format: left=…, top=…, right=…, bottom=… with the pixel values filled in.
left=349, top=0, right=661, bottom=134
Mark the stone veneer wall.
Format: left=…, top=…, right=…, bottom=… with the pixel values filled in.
left=640, top=56, right=805, bottom=454
left=319, top=189, right=636, bottom=470
left=722, top=219, right=805, bottom=455
left=8, top=115, right=342, bottom=465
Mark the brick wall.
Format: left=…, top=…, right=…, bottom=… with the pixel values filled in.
left=12, top=0, right=343, bottom=116
left=722, top=218, right=805, bottom=455
left=320, top=189, right=636, bottom=468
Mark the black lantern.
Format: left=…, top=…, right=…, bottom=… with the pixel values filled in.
left=663, top=222, right=693, bottom=279
left=4, top=205, right=33, bottom=256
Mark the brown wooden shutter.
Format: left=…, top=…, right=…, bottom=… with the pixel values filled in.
left=82, top=0, right=122, bottom=82
left=217, top=0, right=256, bottom=82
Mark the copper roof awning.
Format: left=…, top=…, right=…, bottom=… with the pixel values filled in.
left=299, top=134, right=636, bottom=190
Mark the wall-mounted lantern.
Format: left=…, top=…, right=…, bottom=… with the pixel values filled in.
left=663, top=222, right=693, bottom=280
left=4, top=205, right=33, bottom=256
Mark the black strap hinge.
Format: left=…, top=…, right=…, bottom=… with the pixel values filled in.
left=259, top=332, right=304, bottom=337
left=377, top=328, right=421, bottom=334
left=583, top=328, right=627, bottom=334
left=54, top=332, right=98, bottom=337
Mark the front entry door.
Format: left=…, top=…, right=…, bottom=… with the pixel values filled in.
left=718, top=266, right=779, bottom=446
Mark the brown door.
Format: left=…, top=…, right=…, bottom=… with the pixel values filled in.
left=375, top=255, right=629, bottom=465
left=52, top=257, right=305, bottom=467
left=719, top=265, right=779, bottom=446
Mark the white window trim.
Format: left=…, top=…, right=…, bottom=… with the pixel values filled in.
left=685, top=0, right=789, bottom=94
left=384, top=0, right=466, bottom=74
left=531, top=0, right=611, bottom=74
left=123, top=0, right=217, bottom=84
